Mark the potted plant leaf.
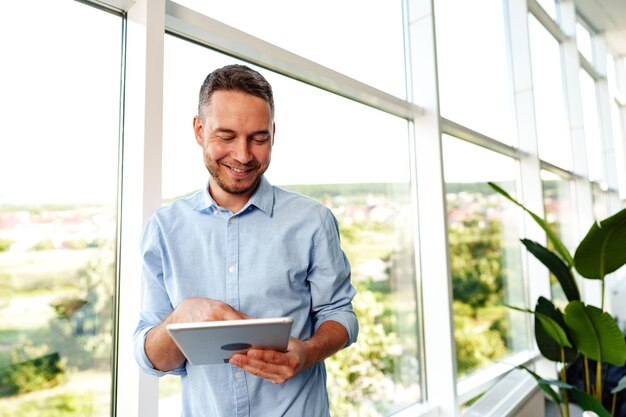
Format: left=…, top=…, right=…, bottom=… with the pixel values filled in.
left=488, top=182, right=626, bottom=417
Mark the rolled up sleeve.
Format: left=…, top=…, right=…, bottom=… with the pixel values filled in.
left=308, top=209, right=359, bottom=347
left=133, top=218, right=186, bottom=376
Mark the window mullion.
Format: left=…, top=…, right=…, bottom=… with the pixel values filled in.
left=116, top=0, right=166, bottom=416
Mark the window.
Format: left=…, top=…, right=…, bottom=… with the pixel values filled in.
left=435, top=0, right=517, bottom=145
left=528, top=14, right=572, bottom=170
left=162, top=36, right=422, bottom=416
left=162, top=36, right=235, bottom=202
left=576, top=20, right=593, bottom=63
left=592, top=183, right=609, bottom=221
left=442, top=136, right=529, bottom=380
left=0, top=1, right=122, bottom=415
left=579, top=69, right=605, bottom=184
left=541, top=170, right=576, bottom=305
left=610, top=96, right=626, bottom=200
left=175, top=0, right=407, bottom=99
left=13, top=1, right=625, bottom=416
left=536, top=0, right=558, bottom=20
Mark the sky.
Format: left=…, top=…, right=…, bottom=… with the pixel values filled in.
left=1, top=0, right=623, bottom=205
left=0, top=0, right=122, bottom=205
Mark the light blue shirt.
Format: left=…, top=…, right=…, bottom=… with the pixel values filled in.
left=134, top=176, right=358, bottom=417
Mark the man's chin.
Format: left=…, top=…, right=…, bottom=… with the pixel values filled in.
left=220, top=178, right=260, bottom=196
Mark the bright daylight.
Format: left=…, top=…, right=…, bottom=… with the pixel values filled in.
left=1, top=1, right=626, bottom=417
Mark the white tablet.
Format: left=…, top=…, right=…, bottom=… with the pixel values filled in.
left=166, top=317, right=293, bottom=365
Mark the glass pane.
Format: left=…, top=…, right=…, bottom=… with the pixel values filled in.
left=176, top=0, right=407, bottom=99
left=159, top=375, right=182, bottom=416
left=610, top=81, right=626, bottom=200
left=592, top=183, right=609, bottom=221
left=579, top=69, right=605, bottom=183
left=435, top=0, right=517, bottom=145
left=162, top=37, right=422, bottom=416
left=529, top=15, right=572, bottom=169
left=0, top=1, right=121, bottom=416
left=541, top=170, right=576, bottom=307
left=576, top=21, right=593, bottom=63
left=442, top=135, right=529, bottom=379
left=162, top=36, right=235, bottom=201
left=536, top=0, right=558, bottom=20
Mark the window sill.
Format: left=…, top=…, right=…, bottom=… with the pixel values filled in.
left=456, top=349, right=540, bottom=404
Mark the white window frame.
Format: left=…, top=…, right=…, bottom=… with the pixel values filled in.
left=67, top=0, right=626, bottom=415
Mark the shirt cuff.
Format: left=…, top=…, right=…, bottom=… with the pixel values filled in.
left=315, top=311, right=359, bottom=348
left=134, top=326, right=187, bottom=377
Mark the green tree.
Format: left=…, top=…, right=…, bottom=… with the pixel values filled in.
left=453, top=302, right=508, bottom=375
left=327, top=280, right=401, bottom=417
left=449, top=218, right=505, bottom=313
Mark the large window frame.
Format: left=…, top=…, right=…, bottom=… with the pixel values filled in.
left=116, top=1, right=434, bottom=416
left=50, top=0, right=626, bottom=416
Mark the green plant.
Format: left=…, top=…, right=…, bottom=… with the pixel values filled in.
left=326, top=279, right=402, bottom=416
left=489, top=182, right=626, bottom=417
left=0, top=352, right=66, bottom=395
left=0, top=391, right=94, bottom=417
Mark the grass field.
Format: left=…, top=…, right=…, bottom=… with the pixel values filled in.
left=0, top=245, right=114, bottom=416
left=0, top=249, right=98, bottom=294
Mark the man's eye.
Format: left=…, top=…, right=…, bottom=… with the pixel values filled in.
left=252, top=135, right=270, bottom=143
left=218, top=136, right=235, bottom=142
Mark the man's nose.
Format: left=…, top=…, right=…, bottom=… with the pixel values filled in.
left=232, top=138, right=252, bottom=164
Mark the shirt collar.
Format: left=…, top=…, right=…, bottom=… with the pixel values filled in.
left=246, top=176, right=274, bottom=216
left=192, top=176, right=274, bottom=216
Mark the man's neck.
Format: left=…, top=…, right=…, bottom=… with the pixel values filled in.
left=209, top=187, right=253, bottom=214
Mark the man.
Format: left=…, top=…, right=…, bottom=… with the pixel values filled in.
left=133, top=64, right=358, bottom=417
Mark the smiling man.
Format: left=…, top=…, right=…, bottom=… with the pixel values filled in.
left=133, top=64, right=358, bottom=417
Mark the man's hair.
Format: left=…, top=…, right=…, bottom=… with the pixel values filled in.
left=198, top=64, right=274, bottom=120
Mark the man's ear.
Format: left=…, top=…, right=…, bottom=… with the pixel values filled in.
left=271, top=122, right=276, bottom=146
left=193, top=115, right=204, bottom=146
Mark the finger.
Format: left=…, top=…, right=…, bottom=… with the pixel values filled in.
left=221, top=308, right=246, bottom=321
left=248, top=365, right=288, bottom=384
left=229, top=355, right=292, bottom=383
left=246, top=349, right=289, bottom=365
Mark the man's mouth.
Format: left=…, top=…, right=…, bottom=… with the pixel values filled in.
left=225, top=164, right=254, bottom=174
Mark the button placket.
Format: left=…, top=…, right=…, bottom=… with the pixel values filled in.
left=225, top=215, right=240, bottom=310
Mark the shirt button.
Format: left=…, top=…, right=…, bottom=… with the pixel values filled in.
left=230, top=218, right=237, bottom=224
left=234, top=371, right=242, bottom=379
left=228, top=266, right=236, bottom=273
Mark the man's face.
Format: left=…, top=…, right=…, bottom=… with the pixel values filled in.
left=194, top=90, right=274, bottom=205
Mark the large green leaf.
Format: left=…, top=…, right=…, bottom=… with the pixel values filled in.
left=508, top=304, right=572, bottom=348
left=611, top=375, right=626, bottom=394
left=519, top=365, right=612, bottom=417
left=563, top=301, right=626, bottom=366
left=522, top=239, right=580, bottom=302
left=574, top=208, right=626, bottom=279
left=516, top=365, right=563, bottom=405
left=488, top=182, right=574, bottom=267
left=569, top=389, right=611, bottom=417
left=536, top=313, right=573, bottom=349
left=535, top=297, right=578, bottom=363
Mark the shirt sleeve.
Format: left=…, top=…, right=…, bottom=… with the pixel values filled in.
left=133, top=216, right=187, bottom=376
left=308, top=208, right=359, bottom=347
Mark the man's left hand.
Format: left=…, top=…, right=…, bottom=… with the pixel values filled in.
left=228, top=320, right=348, bottom=384
left=228, top=337, right=307, bottom=384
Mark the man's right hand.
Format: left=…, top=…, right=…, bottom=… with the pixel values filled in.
left=167, top=297, right=249, bottom=324
left=145, top=297, right=248, bottom=371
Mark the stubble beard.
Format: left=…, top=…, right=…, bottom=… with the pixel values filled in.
left=206, top=159, right=262, bottom=196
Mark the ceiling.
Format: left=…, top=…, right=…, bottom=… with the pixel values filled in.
left=573, top=0, right=626, bottom=56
